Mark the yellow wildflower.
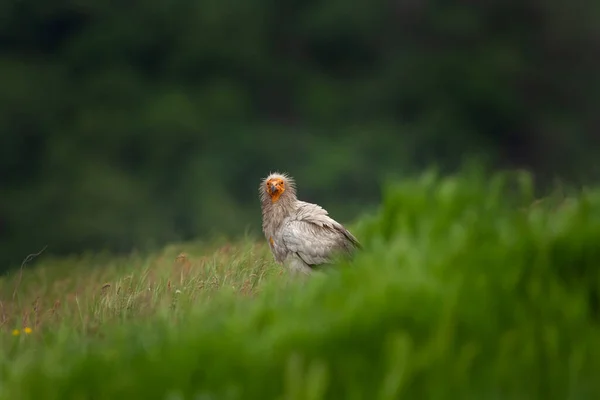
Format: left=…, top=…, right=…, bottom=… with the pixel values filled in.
left=12, top=329, right=19, bottom=336
left=24, top=327, right=32, bottom=334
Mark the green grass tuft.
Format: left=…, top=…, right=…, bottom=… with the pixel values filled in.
left=1, top=170, right=599, bottom=399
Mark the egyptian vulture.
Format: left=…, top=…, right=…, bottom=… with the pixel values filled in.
left=259, top=172, right=360, bottom=274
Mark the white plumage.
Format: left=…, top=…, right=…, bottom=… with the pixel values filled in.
left=259, top=172, right=360, bottom=274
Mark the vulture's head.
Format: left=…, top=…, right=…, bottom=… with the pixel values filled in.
left=260, top=172, right=296, bottom=203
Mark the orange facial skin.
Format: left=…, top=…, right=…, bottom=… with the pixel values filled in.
left=265, top=178, right=285, bottom=202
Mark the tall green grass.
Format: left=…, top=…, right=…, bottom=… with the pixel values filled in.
left=1, top=170, right=599, bottom=399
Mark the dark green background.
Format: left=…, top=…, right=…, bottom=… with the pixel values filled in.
left=2, top=0, right=599, bottom=270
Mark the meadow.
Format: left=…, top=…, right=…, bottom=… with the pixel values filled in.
left=1, top=170, right=600, bottom=399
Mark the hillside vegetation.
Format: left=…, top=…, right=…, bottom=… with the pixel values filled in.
left=3, top=0, right=600, bottom=268
left=1, top=170, right=600, bottom=399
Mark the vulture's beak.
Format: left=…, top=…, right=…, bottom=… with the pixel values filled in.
left=270, top=183, right=278, bottom=193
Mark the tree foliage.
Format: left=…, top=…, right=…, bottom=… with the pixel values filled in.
left=1, top=0, right=599, bottom=269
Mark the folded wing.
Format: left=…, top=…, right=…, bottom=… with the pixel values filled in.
left=282, top=202, right=360, bottom=267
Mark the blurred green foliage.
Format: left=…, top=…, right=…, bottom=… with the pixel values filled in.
left=1, top=0, right=600, bottom=269
left=1, top=170, right=600, bottom=398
